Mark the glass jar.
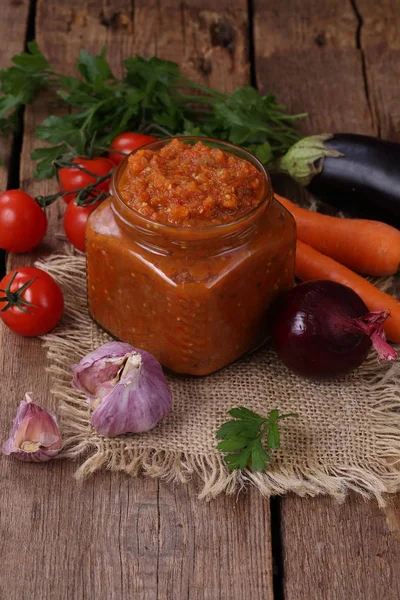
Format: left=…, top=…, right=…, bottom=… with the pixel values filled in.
left=86, top=138, right=296, bottom=375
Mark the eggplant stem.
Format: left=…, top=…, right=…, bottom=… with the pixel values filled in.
left=270, top=134, right=343, bottom=185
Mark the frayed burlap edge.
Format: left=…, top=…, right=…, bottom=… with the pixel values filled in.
left=37, top=255, right=400, bottom=505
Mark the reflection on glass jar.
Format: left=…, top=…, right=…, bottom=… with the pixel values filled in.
left=86, top=138, right=296, bottom=375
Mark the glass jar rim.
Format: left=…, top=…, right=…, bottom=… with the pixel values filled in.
left=110, top=136, right=273, bottom=234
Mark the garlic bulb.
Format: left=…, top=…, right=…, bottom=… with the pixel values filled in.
left=72, top=342, right=173, bottom=437
left=2, top=394, right=62, bottom=462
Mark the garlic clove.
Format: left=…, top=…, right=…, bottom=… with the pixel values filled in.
left=76, top=356, right=124, bottom=397
left=73, top=342, right=173, bottom=437
left=72, top=341, right=135, bottom=398
left=2, top=394, right=62, bottom=462
left=119, top=351, right=142, bottom=386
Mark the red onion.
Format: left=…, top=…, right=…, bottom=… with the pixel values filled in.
left=272, top=280, right=397, bottom=378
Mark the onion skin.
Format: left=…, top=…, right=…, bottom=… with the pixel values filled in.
left=272, top=280, right=384, bottom=378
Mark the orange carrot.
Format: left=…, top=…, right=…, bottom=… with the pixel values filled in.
left=295, top=240, right=400, bottom=342
left=275, top=193, right=400, bottom=277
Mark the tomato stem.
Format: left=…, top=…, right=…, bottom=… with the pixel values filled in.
left=96, top=146, right=126, bottom=155
left=0, top=272, right=37, bottom=313
left=53, top=160, right=106, bottom=177
left=35, top=168, right=113, bottom=208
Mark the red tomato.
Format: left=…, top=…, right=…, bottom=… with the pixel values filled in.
left=58, top=157, right=114, bottom=203
left=108, top=133, right=158, bottom=165
left=63, top=200, right=101, bottom=253
left=0, top=190, right=47, bottom=252
left=0, top=267, right=64, bottom=336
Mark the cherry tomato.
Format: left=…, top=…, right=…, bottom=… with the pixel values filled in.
left=0, top=267, right=64, bottom=336
left=108, top=133, right=158, bottom=165
left=0, top=190, right=47, bottom=253
left=63, top=200, right=101, bottom=253
left=58, top=157, right=114, bottom=203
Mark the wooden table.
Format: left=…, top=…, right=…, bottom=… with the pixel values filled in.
left=1, top=1, right=400, bottom=598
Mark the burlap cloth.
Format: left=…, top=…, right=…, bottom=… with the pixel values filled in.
left=37, top=255, right=400, bottom=505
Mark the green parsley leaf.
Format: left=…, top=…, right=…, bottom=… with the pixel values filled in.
left=216, top=437, right=249, bottom=452
left=0, top=44, right=306, bottom=172
left=77, top=48, right=114, bottom=85
left=12, top=41, right=50, bottom=73
left=0, top=41, right=54, bottom=134
left=57, top=89, right=100, bottom=106
left=124, top=55, right=180, bottom=86
left=224, top=445, right=253, bottom=470
left=248, top=142, right=274, bottom=164
left=31, top=144, right=68, bottom=179
left=216, top=419, right=262, bottom=441
left=228, top=406, right=266, bottom=422
left=269, top=409, right=280, bottom=424
left=217, top=407, right=297, bottom=471
left=36, top=114, right=86, bottom=153
left=267, top=422, right=280, bottom=450
left=251, top=440, right=271, bottom=471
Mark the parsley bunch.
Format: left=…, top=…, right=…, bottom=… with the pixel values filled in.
left=0, top=42, right=306, bottom=178
left=216, top=407, right=297, bottom=471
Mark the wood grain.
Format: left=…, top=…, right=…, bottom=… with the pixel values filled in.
left=357, top=0, right=400, bottom=139
left=281, top=495, right=400, bottom=599
left=158, top=484, right=272, bottom=599
left=252, top=0, right=374, bottom=135
left=0, top=0, right=31, bottom=190
left=0, top=1, right=274, bottom=599
left=253, top=1, right=400, bottom=598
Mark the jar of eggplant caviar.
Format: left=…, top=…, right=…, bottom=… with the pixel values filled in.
left=86, top=137, right=296, bottom=375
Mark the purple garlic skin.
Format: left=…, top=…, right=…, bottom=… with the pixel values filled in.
left=72, top=341, right=134, bottom=399
left=72, top=342, right=173, bottom=437
left=2, top=394, right=62, bottom=462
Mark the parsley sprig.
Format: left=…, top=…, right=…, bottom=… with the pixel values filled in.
left=216, top=407, right=297, bottom=471
left=0, top=42, right=306, bottom=179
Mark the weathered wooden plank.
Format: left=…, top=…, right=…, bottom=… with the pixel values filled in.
left=281, top=495, right=400, bottom=599
left=252, top=1, right=400, bottom=598
left=252, top=0, right=375, bottom=206
left=252, top=0, right=374, bottom=135
left=0, top=0, right=31, bottom=189
left=0, top=1, right=274, bottom=599
left=357, top=0, right=400, bottom=139
left=158, top=483, right=272, bottom=600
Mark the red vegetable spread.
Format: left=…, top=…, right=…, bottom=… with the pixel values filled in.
left=86, top=138, right=296, bottom=375
left=119, top=138, right=265, bottom=226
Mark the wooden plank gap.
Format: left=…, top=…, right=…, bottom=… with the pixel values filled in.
left=246, top=0, right=257, bottom=87
left=349, top=0, right=381, bottom=135
left=270, top=497, right=285, bottom=600
left=156, top=479, right=161, bottom=600
left=1, top=0, right=38, bottom=278
left=7, top=0, right=37, bottom=192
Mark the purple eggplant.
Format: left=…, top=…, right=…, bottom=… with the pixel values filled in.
left=273, top=133, right=400, bottom=227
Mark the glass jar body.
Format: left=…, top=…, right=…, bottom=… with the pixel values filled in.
left=86, top=195, right=295, bottom=375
